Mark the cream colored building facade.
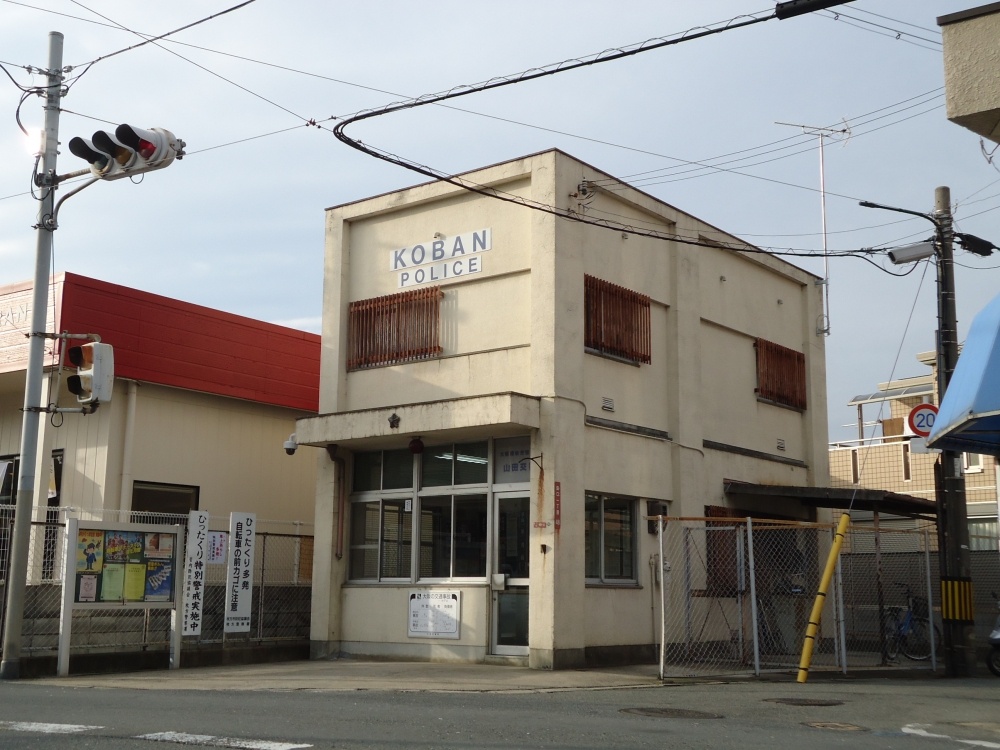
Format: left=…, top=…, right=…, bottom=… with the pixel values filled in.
left=0, top=274, right=319, bottom=587
left=829, top=351, right=999, bottom=546
left=299, top=150, right=830, bottom=669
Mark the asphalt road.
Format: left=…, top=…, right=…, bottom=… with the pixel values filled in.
left=1, top=674, right=999, bottom=749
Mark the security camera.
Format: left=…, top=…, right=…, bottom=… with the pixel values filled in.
left=283, top=433, right=298, bottom=456
left=888, top=240, right=936, bottom=265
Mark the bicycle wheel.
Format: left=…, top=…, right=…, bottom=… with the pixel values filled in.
left=988, top=648, right=1000, bottom=677
left=881, top=612, right=899, bottom=660
left=900, top=617, right=933, bottom=661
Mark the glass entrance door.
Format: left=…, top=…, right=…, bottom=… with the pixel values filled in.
left=492, top=494, right=530, bottom=656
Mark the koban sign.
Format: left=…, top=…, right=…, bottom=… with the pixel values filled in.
left=390, top=228, right=492, bottom=288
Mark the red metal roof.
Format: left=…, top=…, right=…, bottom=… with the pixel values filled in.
left=1, top=273, right=320, bottom=413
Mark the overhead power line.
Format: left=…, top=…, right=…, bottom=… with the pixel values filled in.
left=68, top=0, right=258, bottom=70
left=8, top=0, right=942, bottom=211
left=324, top=5, right=905, bottom=272
left=328, top=11, right=784, bottom=254
left=850, top=7, right=941, bottom=36
left=4, top=0, right=928, bottom=270
left=819, top=11, right=942, bottom=52
left=821, top=9, right=942, bottom=46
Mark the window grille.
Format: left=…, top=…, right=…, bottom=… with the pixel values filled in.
left=347, top=286, right=443, bottom=370
left=754, top=338, right=807, bottom=410
left=584, top=275, right=651, bottom=364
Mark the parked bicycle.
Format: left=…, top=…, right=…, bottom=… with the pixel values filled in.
left=882, top=583, right=941, bottom=661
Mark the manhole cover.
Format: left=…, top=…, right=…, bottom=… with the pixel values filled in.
left=621, top=708, right=724, bottom=719
left=805, top=722, right=866, bottom=731
left=766, top=698, right=844, bottom=707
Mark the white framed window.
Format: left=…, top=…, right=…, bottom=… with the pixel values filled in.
left=348, top=441, right=494, bottom=583
left=418, top=494, right=488, bottom=579
left=963, top=452, right=984, bottom=474
left=348, top=497, right=412, bottom=581
left=585, top=493, right=636, bottom=583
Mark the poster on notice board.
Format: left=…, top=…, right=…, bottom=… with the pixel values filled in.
left=74, top=527, right=178, bottom=605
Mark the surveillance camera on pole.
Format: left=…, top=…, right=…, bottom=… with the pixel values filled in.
left=68, top=124, right=184, bottom=181
left=888, top=240, right=936, bottom=265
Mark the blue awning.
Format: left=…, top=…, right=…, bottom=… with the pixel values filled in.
left=927, top=292, right=1000, bottom=456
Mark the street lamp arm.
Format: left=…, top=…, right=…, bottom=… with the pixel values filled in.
left=859, top=200, right=940, bottom=228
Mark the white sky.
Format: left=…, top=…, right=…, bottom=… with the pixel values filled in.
left=2, top=1, right=998, bottom=443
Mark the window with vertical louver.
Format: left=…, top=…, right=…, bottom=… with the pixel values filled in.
left=347, top=287, right=443, bottom=370
left=584, top=275, right=651, bottom=364
left=754, top=338, right=807, bottom=410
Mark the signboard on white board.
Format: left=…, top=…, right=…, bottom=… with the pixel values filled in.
left=408, top=591, right=461, bottom=639
left=223, top=512, right=256, bottom=633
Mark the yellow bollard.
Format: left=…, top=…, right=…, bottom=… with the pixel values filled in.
left=797, top=512, right=850, bottom=683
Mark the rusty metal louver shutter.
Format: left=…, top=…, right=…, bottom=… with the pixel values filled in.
left=754, top=338, right=807, bottom=410
left=584, top=275, right=651, bottom=364
left=347, top=286, right=443, bottom=370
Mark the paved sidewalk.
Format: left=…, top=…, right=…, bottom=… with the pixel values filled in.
left=33, top=658, right=965, bottom=693
left=39, top=659, right=665, bottom=692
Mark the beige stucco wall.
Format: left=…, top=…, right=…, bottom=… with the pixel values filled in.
left=126, top=383, right=315, bottom=524
left=941, top=6, right=1000, bottom=143
left=338, top=585, right=490, bottom=661
left=321, top=162, right=538, bottom=416
left=306, top=149, right=830, bottom=667
left=0, top=372, right=316, bottom=528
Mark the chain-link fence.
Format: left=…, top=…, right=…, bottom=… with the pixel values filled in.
left=656, top=515, right=1000, bottom=679
left=0, top=505, right=313, bottom=664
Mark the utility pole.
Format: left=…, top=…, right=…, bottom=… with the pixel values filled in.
left=0, top=31, right=63, bottom=681
left=933, top=186, right=974, bottom=677
left=860, top=186, right=975, bottom=676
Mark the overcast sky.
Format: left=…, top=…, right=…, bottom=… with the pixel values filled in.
left=2, top=1, right=998, bottom=443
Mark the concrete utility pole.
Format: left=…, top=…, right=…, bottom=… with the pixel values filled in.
left=859, top=186, right=974, bottom=677
left=0, top=31, right=63, bottom=680
left=933, top=186, right=975, bottom=677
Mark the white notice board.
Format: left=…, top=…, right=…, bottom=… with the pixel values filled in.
left=224, top=512, right=256, bottom=633
left=408, top=590, right=461, bottom=639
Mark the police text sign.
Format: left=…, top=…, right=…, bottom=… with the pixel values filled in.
left=390, top=229, right=491, bottom=289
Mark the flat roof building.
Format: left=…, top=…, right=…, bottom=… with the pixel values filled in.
left=298, top=150, right=830, bottom=669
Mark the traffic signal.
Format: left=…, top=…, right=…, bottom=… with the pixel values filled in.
left=67, top=342, right=114, bottom=406
left=68, top=125, right=184, bottom=181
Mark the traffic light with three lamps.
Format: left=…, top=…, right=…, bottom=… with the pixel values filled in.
left=68, top=124, right=184, bottom=180
left=66, top=342, right=114, bottom=408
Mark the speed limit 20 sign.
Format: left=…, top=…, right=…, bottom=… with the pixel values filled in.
left=907, top=403, right=939, bottom=438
